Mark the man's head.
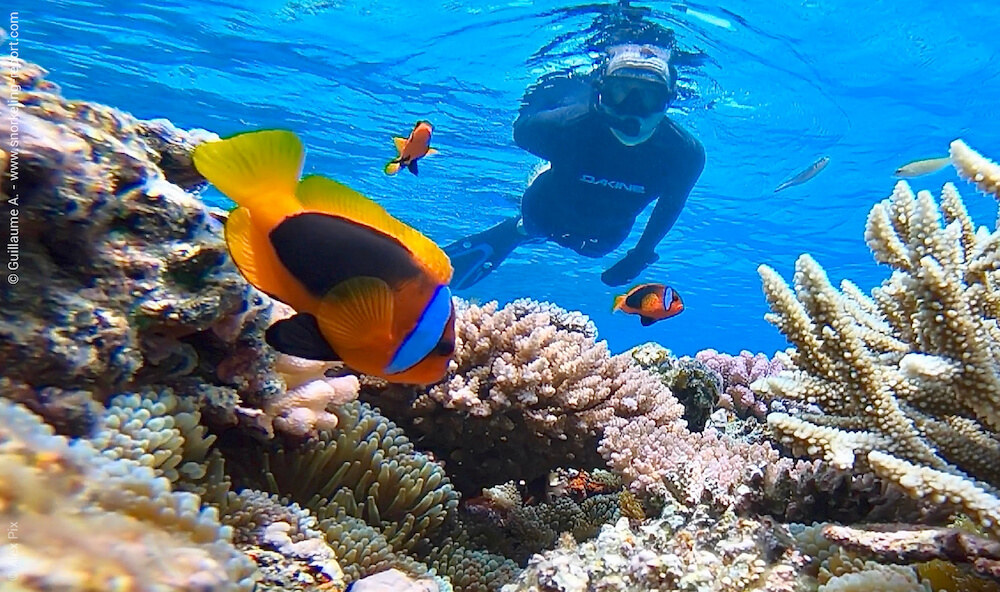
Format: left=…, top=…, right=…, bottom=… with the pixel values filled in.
left=598, top=44, right=676, bottom=145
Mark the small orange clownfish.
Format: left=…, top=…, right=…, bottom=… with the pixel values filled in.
left=612, top=283, right=684, bottom=326
left=384, top=120, right=438, bottom=176
left=193, top=129, right=456, bottom=386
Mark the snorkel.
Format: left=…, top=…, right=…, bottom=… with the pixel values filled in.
left=597, top=44, right=677, bottom=145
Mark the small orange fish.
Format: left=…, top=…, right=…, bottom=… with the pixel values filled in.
left=385, top=120, right=438, bottom=176
left=612, top=283, right=684, bottom=326
left=193, top=129, right=456, bottom=385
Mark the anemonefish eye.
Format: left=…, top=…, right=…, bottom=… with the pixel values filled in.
left=433, top=339, right=455, bottom=357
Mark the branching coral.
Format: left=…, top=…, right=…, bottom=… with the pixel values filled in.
left=362, top=299, right=679, bottom=495
left=696, top=349, right=785, bottom=420
left=752, top=140, right=1000, bottom=540
left=599, top=410, right=781, bottom=510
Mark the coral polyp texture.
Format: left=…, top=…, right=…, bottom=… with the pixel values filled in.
left=361, top=298, right=680, bottom=495
left=752, top=140, right=1000, bottom=540
left=695, top=349, right=784, bottom=420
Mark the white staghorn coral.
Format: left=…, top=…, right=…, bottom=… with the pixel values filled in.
left=950, top=139, right=1000, bottom=200
left=753, top=144, right=1000, bottom=538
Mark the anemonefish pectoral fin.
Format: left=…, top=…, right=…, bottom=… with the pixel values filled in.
left=425, top=148, right=439, bottom=156
left=612, top=295, right=625, bottom=312
left=192, top=129, right=304, bottom=214
left=315, top=276, right=395, bottom=350
left=640, top=316, right=658, bottom=327
left=392, top=137, right=408, bottom=153
left=295, top=175, right=453, bottom=284
left=265, top=313, right=341, bottom=361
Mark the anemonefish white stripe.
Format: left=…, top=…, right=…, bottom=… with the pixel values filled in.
left=384, top=286, right=453, bottom=375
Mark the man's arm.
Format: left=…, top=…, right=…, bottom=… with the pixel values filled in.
left=632, top=139, right=706, bottom=257
left=512, top=77, right=595, bottom=161
left=600, top=136, right=706, bottom=286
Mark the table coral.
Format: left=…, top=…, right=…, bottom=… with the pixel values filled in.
left=752, top=141, right=1000, bottom=538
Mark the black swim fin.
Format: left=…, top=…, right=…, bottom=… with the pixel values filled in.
left=445, top=217, right=530, bottom=290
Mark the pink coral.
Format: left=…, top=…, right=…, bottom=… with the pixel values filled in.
left=598, top=414, right=780, bottom=508
left=695, top=349, right=784, bottom=419
left=238, top=353, right=359, bottom=438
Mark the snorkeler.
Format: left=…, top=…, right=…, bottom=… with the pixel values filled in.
left=445, top=42, right=705, bottom=288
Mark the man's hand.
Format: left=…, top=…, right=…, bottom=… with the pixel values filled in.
left=601, top=249, right=659, bottom=286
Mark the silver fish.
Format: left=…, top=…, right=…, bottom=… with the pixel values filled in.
left=894, top=156, right=950, bottom=178
left=775, top=156, right=830, bottom=193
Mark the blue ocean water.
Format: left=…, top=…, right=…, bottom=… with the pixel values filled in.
left=30, top=0, right=1000, bottom=357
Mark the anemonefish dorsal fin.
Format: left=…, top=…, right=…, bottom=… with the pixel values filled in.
left=295, top=175, right=453, bottom=284
left=612, top=295, right=625, bottom=312
left=192, top=130, right=304, bottom=225
left=315, top=276, right=394, bottom=349
left=393, top=137, right=407, bottom=154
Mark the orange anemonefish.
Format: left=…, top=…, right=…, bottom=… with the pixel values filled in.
left=384, top=120, right=438, bottom=176
left=192, top=129, right=456, bottom=386
left=612, top=283, right=684, bottom=326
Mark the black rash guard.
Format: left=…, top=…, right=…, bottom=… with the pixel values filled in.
left=513, top=76, right=706, bottom=258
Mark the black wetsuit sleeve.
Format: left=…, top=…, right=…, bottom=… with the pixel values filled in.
left=633, top=135, right=706, bottom=256
left=512, top=78, right=595, bottom=162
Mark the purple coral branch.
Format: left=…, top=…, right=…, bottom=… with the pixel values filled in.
left=694, top=350, right=784, bottom=420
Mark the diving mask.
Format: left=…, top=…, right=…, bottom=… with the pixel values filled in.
left=601, top=75, right=672, bottom=117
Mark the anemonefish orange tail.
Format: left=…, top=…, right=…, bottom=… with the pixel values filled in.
left=192, top=130, right=304, bottom=223
left=192, top=130, right=309, bottom=302
left=612, top=294, right=626, bottom=312
left=384, top=137, right=408, bottom=175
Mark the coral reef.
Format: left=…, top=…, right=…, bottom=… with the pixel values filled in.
left=15, top=53, right=1000, bottom=592
left=223, top=400, right=518, bottom=590
left=631, top=344, right=722, bottom=432
left=459, top=471, right=625, bottom=565
left=0, top=57, right=280, bottom=416
left=696, top=349, right=785, bottom=420
left=361, top=299, right=679, bottom=495
left=502, top=510, right=810, bottom=592
left=750, top=140, right=1000, bottom=589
